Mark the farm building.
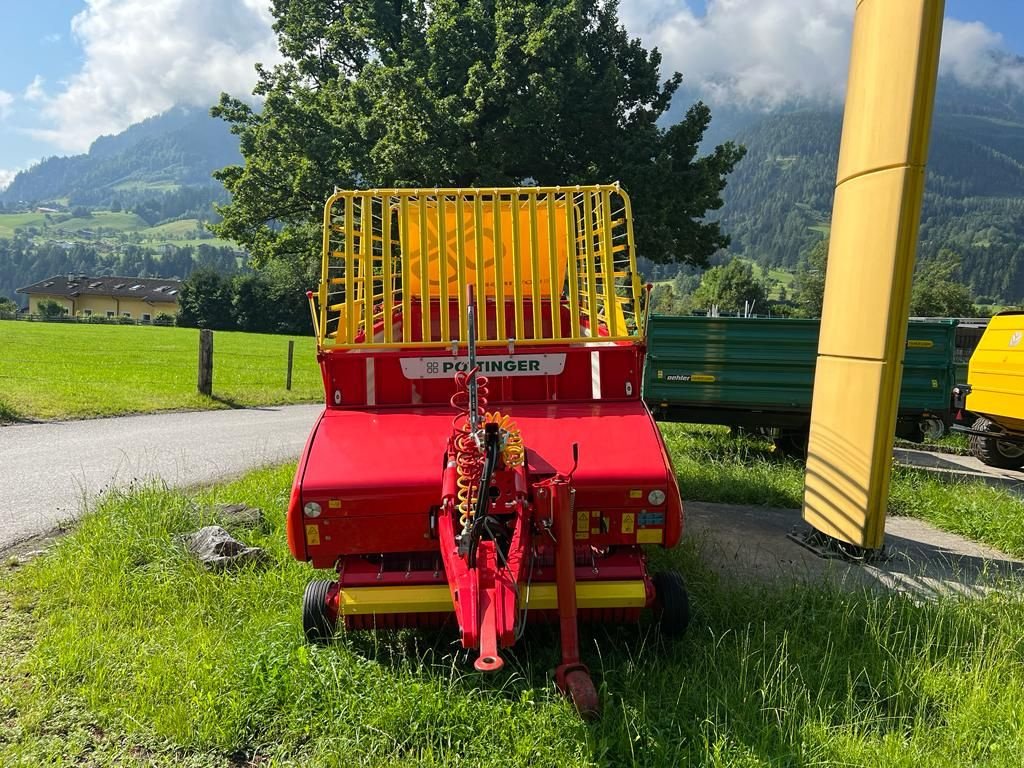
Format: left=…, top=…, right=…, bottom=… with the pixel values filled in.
left=17, top=275, right=181, bottom=321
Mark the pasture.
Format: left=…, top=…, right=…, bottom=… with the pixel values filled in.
left=2, top=461, right=1023, bottom=766
left=0, top=321, right=321, bottom=421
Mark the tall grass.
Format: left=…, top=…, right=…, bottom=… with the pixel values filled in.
left=3, top=464, right=1024, bottom=766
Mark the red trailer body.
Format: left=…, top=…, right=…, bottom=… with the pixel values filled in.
left=287, top=185, right=687, bottom=716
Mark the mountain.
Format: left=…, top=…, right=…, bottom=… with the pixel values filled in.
left=1, top=107, right=240, bottom=206
left=3, top=76, right=1023, bottom=302
left=715, top=76, right=1024, bottom=303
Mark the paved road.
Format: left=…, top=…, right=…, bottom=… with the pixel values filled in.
left=0, top=405, right=322, bottom=551
left=894, top=447, right=1024, bottom=496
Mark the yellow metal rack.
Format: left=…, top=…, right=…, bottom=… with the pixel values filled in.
left=313, top=184, right=643, bottom=349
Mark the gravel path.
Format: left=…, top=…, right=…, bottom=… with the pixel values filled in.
left=0, top=405, right=322, bottom=551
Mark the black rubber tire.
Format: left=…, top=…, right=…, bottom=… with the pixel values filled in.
left=653, top=570, right=691, bottom=639
left=302, top=579, right=337, bottom=644
left=969, top=417, right=1024, bottom=470
left=773, top=428, right=809, bottom=459
left=894, top=419, right=922, bottom=442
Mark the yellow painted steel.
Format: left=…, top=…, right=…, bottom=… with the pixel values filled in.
left=418, top=196, right=430, bottom=342
left=382, top=200, right=394, bottom=345
left=528, top=195, right=542, bottom=334
left=564, top=200, right=582, bottom=338
left=546, top=193, right=562, bottom=338
left=492, top=190, right=506, bottom=340
left=967, top=312, right=1024, bottom=433
left=338, top=580, right=648, bottom=616
left=581, top=192, right=599, bottom=334
left=473, top=195, right=487, bottom=339
left=344, top=196, right=355, bottom=344
left=600, top=189, right=618, bottom=337
left=510, top=196, right=525, bottom=339
left=400, top=197, right=412, bottom=343
left=316, top=185, right=642, bottom=349
left=803, top=0, right=945, bottom=549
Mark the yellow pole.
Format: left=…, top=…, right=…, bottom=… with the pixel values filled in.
left=803, top=0, right=945, bottom=550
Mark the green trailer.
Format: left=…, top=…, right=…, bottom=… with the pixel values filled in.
left=643, top=315, right=957, bottom=454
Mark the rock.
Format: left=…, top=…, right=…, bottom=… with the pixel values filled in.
left=214, top=503, right=265, bottom=529
left=181, top=525, right=268, bottom=572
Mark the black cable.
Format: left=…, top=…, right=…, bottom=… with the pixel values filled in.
left=466, top=424, right=501, bottom=569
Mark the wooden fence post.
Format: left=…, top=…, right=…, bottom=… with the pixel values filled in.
left=286, top=339, right=295, bottom=391
left=198, top=329, right=213, bottom=396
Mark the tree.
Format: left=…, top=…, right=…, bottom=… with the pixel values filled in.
left=233, top=265, right=314, bottom=335
left=0, top=297, right=18, bottom=315
left=691, top=259, right=766, bottom=314
left=791, top=238, right=828, bottom=317
left=177, top=269, right=235, bottom=330
left=36, top=299, right=67, bottom=319
left=211, top=0, right=745, bottom=278
left=910, top=250, right=975, bottom=317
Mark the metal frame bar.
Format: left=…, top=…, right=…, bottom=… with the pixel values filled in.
left=319, top=185, right=640, bottom=349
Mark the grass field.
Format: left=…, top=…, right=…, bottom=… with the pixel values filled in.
left=2, top=462, right=1024, bottom=766
left=0, top=210, right=149, bottom=237
left=0, top=212, right=50, bottom=237
left=0, top=321, right=321, bottom=421
left=0, top=210, right=233, bottom=248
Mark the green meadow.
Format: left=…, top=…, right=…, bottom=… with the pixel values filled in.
left=0, top=321, right=321, bottom=421
left=2, top=461, right=1023, bottom=766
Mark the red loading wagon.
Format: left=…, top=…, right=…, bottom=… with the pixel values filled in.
left=287, top=184, right=689, bottom=717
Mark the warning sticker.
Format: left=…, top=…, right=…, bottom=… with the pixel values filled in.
left=305, top=524, right=320, bottom=547
left=576, top=510, right=590, bottom=540
left=637, top=529, right=663, bottom=544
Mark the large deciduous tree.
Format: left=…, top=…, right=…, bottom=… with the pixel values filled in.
left=910, top=250, right=976, bottom=317
left=691, top=258, right=767, bottom=314
left=211, top=0, right=745, bottom=277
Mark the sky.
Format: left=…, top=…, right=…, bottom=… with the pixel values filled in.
left=0, top=0, right=1022, bottom=190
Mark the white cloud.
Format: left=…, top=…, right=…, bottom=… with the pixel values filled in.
left=0, top=168, right=17, bottom=191
left=32, top=0, right=282, bottom=152
left=23, top=0, right=1024, bottom=157
left=619, top=0, right=854, bottom=109
left=0, top=90, right=14, bottom=120
left=24, top=76, right=46, bottom=103
left=940, top=19, right=1024, bottom=89
left=618, top=0, right=1024, bottom=109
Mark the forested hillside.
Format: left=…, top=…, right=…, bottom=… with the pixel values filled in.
left=0, top=107, right=244, bottom=305
left=0, top=107, right=238, bottom=208
left=3, top=73, right=1024, bottom=307
left=718, top=78, right=1024, bottom=303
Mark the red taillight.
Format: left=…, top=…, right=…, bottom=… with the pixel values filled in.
left=286, top=474, right=307, bottom=561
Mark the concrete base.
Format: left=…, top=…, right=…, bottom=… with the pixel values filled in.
left=687, top=501, right=1024, bottom=600
left=895, top=447, right=1024, bottom=496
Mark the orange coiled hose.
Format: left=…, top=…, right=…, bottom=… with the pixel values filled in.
left=486, top=411, right=524, bottom=468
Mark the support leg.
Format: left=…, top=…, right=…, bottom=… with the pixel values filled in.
left=544, top=477, right=600, bottom=719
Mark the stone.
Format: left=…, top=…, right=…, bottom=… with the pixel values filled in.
left=214, top=503, right=265, bottom=529
left=181, top=525, right=268, bottom=572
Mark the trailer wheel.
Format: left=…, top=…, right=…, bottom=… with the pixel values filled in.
left=564, top=669, right=601, bottom=720
left=969, top=417, right=1024, bottom=470
left=302, top=580, right=337, bottom=644
left=653, top=570, right=690, bottom=638
left=773, top=429, right=809, bottom=459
